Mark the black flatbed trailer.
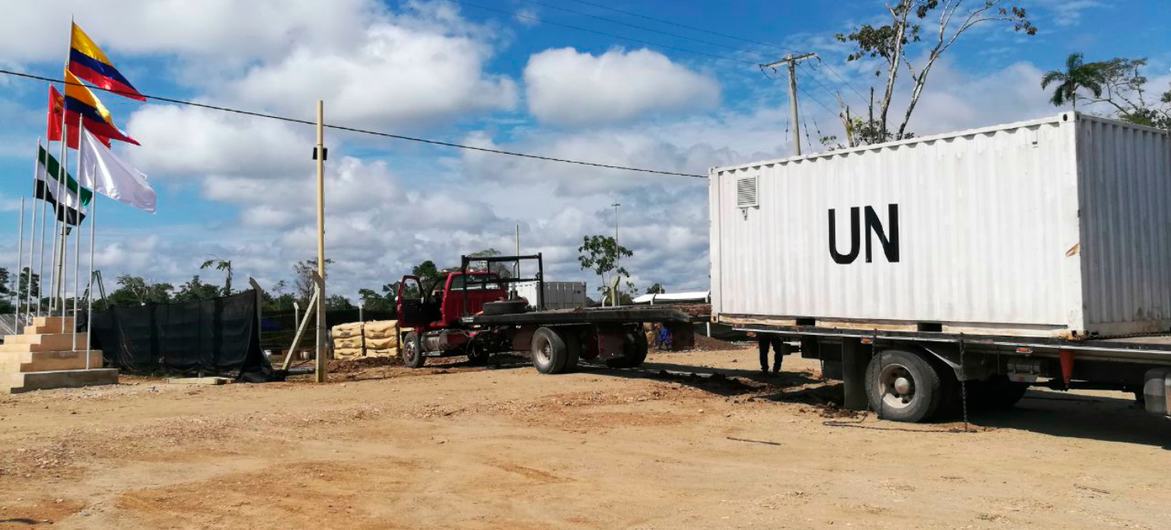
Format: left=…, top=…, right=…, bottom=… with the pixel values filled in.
left=735, top=323, right=1171, bottom=422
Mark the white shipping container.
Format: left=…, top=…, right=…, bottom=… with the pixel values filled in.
left=514, top=281, right=587, bottom=310
left=710, top=113, right=1171, bottom=338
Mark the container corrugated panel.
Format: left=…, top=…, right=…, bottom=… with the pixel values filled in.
left=514, top=281, right=587, bottom=310
left=1077, top=115, right=1171, bottom=333
left=710, top=113, right=1171, bottom=338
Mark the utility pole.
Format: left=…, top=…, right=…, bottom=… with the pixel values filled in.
left=314, top=100, right=327, bottom=384
left=761, top=52, right=817, bottom=156
left=611, top=202, right=620, bottom=307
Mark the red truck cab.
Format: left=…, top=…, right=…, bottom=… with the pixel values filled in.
left=396, top=270, right=508, bottom=332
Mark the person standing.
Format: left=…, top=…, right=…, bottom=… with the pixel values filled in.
left=758, top=334, right=785, bottom=374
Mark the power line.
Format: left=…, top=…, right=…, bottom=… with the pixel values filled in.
left=0, top=68, right=708, bottom=179
left=563, top=0, right=782, bottom=50
left=523, top=0, right=752, bottom=54
left=558, top=0, right=871, bottom=106
left=458, top=0, right=729, bottom=62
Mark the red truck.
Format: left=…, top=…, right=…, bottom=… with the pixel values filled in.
left=395, top=254, right=693, bottom=372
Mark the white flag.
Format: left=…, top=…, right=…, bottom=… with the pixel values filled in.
left=79, top=129, right=156, bottom=213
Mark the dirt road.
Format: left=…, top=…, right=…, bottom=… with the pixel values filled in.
left=1, top=348, right=1168, bottom=528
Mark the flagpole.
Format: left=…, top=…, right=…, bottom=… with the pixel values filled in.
left=26, top=139, right=42, bottom=321
left=57, top=23, right=71, bottom=333
left=86, top=192, right=95, bottom=369
left=55, top=85, right=69, bottom=332
left=37, top=185, right=49, bottom=317
left=72, top=121, right=83, bottom=351
left=14, top=197, right=25, bottom=324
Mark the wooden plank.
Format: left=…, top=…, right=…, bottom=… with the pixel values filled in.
left=166, top=377, right=231, bottom=385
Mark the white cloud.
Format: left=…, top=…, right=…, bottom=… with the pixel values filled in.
left=125, top=105, right=310, bottom=179
left=2, top=0, right=379, bottom=64
left=224, top=5, right=518, bottom=129
left=524, top=48, right=720, bottom=125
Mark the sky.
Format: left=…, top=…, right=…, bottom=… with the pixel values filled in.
left=1, top=0, right=1169, bottom=302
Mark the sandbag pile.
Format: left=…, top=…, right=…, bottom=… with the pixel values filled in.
left=331, top=322, right=365, bottom=359
left=363, top=320, right=399, bottom=358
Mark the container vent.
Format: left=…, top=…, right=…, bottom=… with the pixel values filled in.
left=736, top=176, right=758, bottom=208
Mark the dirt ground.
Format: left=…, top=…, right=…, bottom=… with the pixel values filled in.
left=1, top=346, right=1169, bottom=529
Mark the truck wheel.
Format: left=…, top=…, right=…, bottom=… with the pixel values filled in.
left=865, top=349, right=944, bottom=423
left=968, top=375, right=1030, bottom=411
left=606, top=329, right=649, bottom=368
left=402, top=331, right=425, bottom=369
left=560, top=331, right=581, bottom=372
left=531, top=327, right=569, bottom=374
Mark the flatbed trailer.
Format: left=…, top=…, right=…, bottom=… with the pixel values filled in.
left=737, top=323, right=1171, bottom=422
left=396, top=254, right=693, bottom=373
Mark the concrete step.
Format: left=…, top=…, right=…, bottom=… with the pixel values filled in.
left=31, top=316, right=75, bottom=329
left=0, top=350, right=103, bottom=372
left=0, top=333, right=89, bottom=352
left=1, top=368, right=118, bottom=394
left=24, top=323, right=78, bottom=334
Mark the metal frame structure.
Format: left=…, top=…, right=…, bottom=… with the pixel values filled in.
left=459, top=253, right=545, bottom=313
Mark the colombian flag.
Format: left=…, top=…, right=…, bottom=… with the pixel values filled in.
left=63, top=70, right=140, bottom=148
left=68, top=22, right=145, bottom=101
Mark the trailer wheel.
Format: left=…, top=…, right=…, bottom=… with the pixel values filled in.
left=402, top=331, right=425, bottom=369
left=606, top=329, right=649, bottom=368
left=531, top=327, right=569, bottom=374
left=865, top=349, right=944, bottom=423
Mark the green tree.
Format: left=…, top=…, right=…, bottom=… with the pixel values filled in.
left=262, top=280, right=297, bottom=312
left=326, top=294, right=356, bottom=310
left=199, top=258, right=233, bottom=296
left=106, top=275, right=173, bottom=307
left=1083, top=57, right=1171, bottom=131
left=1041, top=53, right=1106, bottom=110
left=358, top=286, right=396, bottom=312
left=645, top=283, right=666, bottom=295
left=578, top=235, right=633, bottom=306
left=173, top=275, right=222, bottom=302
left=838, top=0, right=1036, bottom=143
left=17, top=268, right=40, bottom=302
left=411, top=260, right=440, bottom=285
left=293, top=258, right=333, bottom=306
left=0, top=267, right=11, bottom=313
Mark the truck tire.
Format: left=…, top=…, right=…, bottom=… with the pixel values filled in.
left=402, top=331, right=425, bottom=369
left=606, top=329, right=649, bottom=368
left=967, top=375, right=1030, bottom=411
left=483, top=300, right=528, bottom=315
left=531, top=327, right=569, bottom=374
left=865, top=349, right=944, bottom=423
left=560, top=330, right=581, bottom=372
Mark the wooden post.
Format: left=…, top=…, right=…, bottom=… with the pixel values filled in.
left=281, top=286, right=319, bottom=371
left=314, top=100, right=327, bottom=383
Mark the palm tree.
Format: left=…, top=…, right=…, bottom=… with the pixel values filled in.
left=1041, top=53, right=1105, bottom=110
left=200, top=258, right=233, bottom=296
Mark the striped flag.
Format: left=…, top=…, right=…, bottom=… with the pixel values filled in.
left=35, top=144, right=91, bottom=225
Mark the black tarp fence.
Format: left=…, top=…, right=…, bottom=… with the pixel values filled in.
left=89, top=290, right=278, bottom=381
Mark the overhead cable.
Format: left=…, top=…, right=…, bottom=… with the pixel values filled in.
left=0, top=68, right=707, bottom=179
